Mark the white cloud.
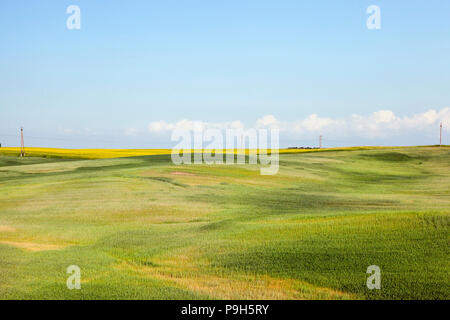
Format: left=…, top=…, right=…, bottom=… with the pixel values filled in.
left=345, top=108, right=450, bottom=137
left=373, top=110, right=396, bottom=123
left=288, top=108, right=449, bottom=138
left=147, top=107, right=450, bottom=140
left=295, top=114, right=335, bottom=132
left=256, top=115, right=280, bottom=129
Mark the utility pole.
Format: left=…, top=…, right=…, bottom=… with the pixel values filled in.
left=319, top=135, right=322, bottom=149
left=20, top=127, right=25, bottom=157
left=440, top=122, right=443, bottom=147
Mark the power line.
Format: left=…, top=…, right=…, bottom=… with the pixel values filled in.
left=0, top=132, right=124, bottom=144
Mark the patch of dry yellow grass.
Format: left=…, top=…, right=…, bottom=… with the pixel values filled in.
left=0, top=225, right=16, bottom=232
left=118, top=261, right=355, bottom=300
left=115, top=245, right=356, bottom=300
left=0, top=241, right=65, bottom=252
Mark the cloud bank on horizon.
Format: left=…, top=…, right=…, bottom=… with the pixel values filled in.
left=146, top=107, right=449, bottom=143
left=3, top=108, right=448, bottom=149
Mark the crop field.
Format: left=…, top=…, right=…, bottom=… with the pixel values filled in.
left=0, top=147, right=173, bottom=159
left=0, top=146, right=449, bottom=300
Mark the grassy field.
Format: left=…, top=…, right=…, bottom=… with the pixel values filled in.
left=0, top=146, right=449, bottom=300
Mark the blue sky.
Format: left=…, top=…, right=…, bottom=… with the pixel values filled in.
left=0, top=0, right=449, bottom=148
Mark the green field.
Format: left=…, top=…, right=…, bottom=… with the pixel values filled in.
left=0, top=146, right=449, bottom=300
